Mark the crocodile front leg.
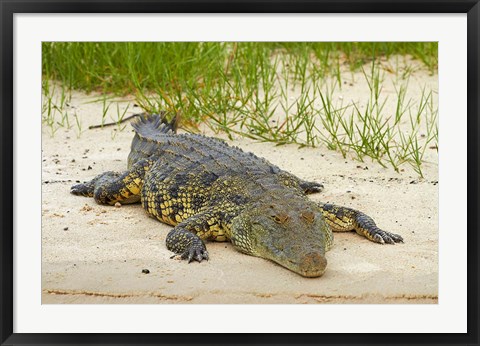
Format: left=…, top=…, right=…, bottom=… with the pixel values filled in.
left=165, top=208, right=230, bottom=263
left=318, top=202, right=403, bottom=244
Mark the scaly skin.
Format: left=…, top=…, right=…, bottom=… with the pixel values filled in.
left=71, top=113, right=403, bottom=277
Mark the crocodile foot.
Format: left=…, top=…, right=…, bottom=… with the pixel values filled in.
left=70, top=182, right=92, bottom=196
left=70, top=171, right=120, bottom=197
left=166, top=228, right=209, bottom=263
left=370, top=229, right=404, bottom=244
left=300, top=180, right=324, bottom=194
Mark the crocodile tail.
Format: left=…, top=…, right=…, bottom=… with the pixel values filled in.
left=128, top=112, right=178, bottom=168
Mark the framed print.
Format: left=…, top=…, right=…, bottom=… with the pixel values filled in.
left=1, top=1, right=479, bottom=345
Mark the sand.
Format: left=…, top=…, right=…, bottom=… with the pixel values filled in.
left=42, top=63, right=438, bottom=304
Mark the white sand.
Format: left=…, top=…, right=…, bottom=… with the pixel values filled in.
left=42, top=62, right=438, bottom=304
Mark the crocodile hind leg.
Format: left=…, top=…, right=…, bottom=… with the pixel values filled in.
left=71, top=159, right=152, bottom=205
left=70, top=171, right=120, bottom=198
left=318, top=202, right=403, bottom=244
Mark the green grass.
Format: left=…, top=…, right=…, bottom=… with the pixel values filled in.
left=42, top=42, right=437, bottom=93
left=42, top=42, right=438, bottom=177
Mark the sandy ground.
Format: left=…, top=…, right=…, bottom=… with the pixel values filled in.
left=42, top=64, right=438, bottom=304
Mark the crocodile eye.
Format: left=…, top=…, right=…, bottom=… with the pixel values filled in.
left=301, top=211, right=315, bottom=223
left=271, top=213, right=289, bottom=224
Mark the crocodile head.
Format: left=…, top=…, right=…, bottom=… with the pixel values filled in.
left=230, top=196, right=332, bottom=278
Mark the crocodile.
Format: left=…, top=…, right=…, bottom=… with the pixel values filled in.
left=71, top=113, right=403, bottom=277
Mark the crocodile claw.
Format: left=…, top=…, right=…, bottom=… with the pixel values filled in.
left=70, top=182, right=97, bottom=198
left=307, top=184, right=324, bottom=194
left=166, top=228, right=210, bottom=263
left=373, top=230, right=404, bottom=244
left=300, top=180, right=324, bottom=194
left=387, top=231, right=404, bottom=243
left=181, top=243, right=209, bottom=263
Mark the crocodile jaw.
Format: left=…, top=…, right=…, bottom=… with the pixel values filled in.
left=260, top=241, right=328, bottom=278
left=285, top=252, right=328, bottom=278
left=230, top=200, right=329, bottom=278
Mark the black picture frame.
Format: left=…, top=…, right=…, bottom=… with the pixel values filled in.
left=1, top=1, right=478, bottom=345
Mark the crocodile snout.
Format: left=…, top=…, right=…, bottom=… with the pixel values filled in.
left=298, top=252, right=327, bottom=278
